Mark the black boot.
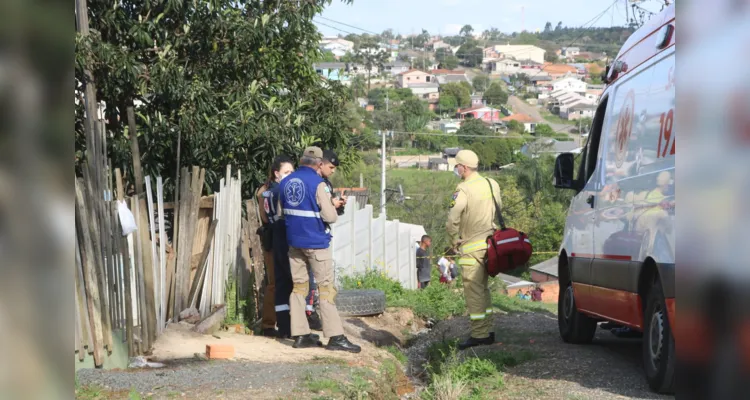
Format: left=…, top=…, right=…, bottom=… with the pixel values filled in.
left=326, top=335, right=361, bottom=353
left=261, top=328, right=278, bottom=337
left=458, top=336, right=494, bottom=350
left=293, top=334, right=322, bottom=348
left=307, top=311, right=323, bottom=331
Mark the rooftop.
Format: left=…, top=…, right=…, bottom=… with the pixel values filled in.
left=437, top=75, right=471, bottom=85
left=541, top=63, right=579, bottom=75
left=457, top=105, right=500, bottom=114
left=431, top=69, right=465, bottom=75
left=501, top=113, right=535, bottom=123
left=398, top=68, right=429, bottom=76
left=406, top=82, right=439, bottom=89
left=530, top=257, right=558, bottom=277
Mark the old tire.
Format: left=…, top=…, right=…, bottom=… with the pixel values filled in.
left=642, top=278, right=675, bottom=394
left=558, top=279, right=597, bottom=344
left=336, top=289, right=386, bottom=317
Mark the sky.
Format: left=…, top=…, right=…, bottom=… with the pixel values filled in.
left=315, top=0, right=665, bottom=38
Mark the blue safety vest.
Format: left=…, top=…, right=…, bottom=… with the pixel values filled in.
left=280, top=166, right=330, bottom=249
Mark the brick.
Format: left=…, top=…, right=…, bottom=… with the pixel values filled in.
left=206, top=344, right=235, bottom=359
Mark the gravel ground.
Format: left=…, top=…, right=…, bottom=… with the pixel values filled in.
left=406, top=311, right=675, bottom=400
left=77, top=360, right=346, bottom=399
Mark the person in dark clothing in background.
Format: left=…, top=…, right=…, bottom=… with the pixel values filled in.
left=416, top=235, right=432, bottom=289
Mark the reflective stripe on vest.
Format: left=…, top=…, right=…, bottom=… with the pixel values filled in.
left=461, top=240, right=488, bottom=254
left=283, top=209, right=321, bottom=218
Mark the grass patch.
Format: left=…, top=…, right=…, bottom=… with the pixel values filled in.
left=305, top=374, right=342, bottom=395
left=422, top=340, right=540, bottom=400
left=75, top=384, right=107, bottom=400
left=311, top=356, right=349, bottom=366
left=340, top=269, right=465, bottom=320
left=385, top=345, right=408, bottom=365
left=491, top=292, right=557, bottom=314
left=540, top=109, right=569, bottom=125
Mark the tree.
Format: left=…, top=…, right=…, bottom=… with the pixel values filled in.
left=381, top=29, right=394, bottom=41
left=399, top=97, right=431, bottom=132
left=456, top=118, right=493, bottom=144
left=483, top=82, right=509, bottom=106
left=460, top=24, right=474, bottom=38
left=355, top=41, right=389, bottom=90
left=438, top=95, right=458, bottom=114
left=507, top=120, right=525, bottom=134
left=534, top=123, right=555, bottom=136
left=456, top=44, right=483, bottom=67
left=555, top=21, right=563, bottom=31
left=412, top=29, right=430, bottom=49
left=373, top=110, right=403, bottom=131
left=320, top=50, right=337, bottom=62
left=413, top=56, right=432, bottom=70
left=472, top=75, right=490, bottom=93
left=75, top=0, right=356, bottom=199
left=350, top=75, right=367, bottom=99
left=440, top=55, right=460, bottom=70
left=544, top=22, right=553, bottom=33
left=440, top=82, right=472, bottom=109
left=435, top=48, right=453, bottom=63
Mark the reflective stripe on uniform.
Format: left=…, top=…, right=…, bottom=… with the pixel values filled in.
left=275, top=304, right=290, bottom=312
left=283, top=209, right=321, bottom=218
left=496, top=237, right=519, bottom=245
left=486, top=308, right=493, bottom=314
left=470, top=313, right=486, bottom=320
left=461, top=240, right=487, bottom=253
left=459, top=257, right=478, bottom=266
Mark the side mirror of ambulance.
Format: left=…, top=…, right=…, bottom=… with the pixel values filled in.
left=553, top=153, right=582, bottom=191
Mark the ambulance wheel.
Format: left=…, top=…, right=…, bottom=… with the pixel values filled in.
left=336, top=289, right=386, bottom=317
left=642, top=278, right=675, bottom=394
left=558, top=279, right=597, bottom=344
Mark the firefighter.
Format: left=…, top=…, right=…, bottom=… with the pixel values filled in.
left=279, top=146, right=361, bottom=352
left=446, top=149, right=502, bottom=350
left=255, top=155, right=294, bottom=337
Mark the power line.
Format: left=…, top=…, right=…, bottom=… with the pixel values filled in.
left=314, top=19, right=356, bottom=36
left=317, top=15, right=380, bottom=35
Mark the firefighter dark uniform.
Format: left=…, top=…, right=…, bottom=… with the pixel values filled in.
left=279, top=147, right=360, bottom=352
left=255, top=182, right=277, bottom=336
left=446, top=149, right=502, bottom=350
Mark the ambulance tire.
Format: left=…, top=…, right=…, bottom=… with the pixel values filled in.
left=336, top=289, right=386, bottom=317
left=558, top=279, right=597, bottom=344
left=642, top=278, right=675, bottom=394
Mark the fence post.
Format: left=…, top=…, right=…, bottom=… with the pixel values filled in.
left=349, top=203, right=356, bottom=273
left=394, top=220, right=400, bottom=286
left=366, top=205, right=373, bottom=271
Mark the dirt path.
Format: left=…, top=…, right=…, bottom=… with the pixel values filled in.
left=507, top=95, right=578, bottom=139
left=407, top=311, right=674, bottom=400
left=77, top=308, right=673, bottom=400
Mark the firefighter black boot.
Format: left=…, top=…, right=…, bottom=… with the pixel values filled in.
left=307, top=311, right=323, bottom=331
left=458, top=336, right=494, bottom=350
left=293, top=334, right=322, bottom=348
left=326, top=335, right=361, bottom=353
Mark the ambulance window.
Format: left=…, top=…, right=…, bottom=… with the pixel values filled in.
left=581, top=97, right=608, bottom=184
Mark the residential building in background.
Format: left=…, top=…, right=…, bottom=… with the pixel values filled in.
left=561, top=47, right=580, bottom=58
left=456, top=106, right=503, bottom=122
left=432, top=69, right=471, bottom=85
left=501, top=113, right=536, bottom=133
left=313, top=62, right=350, bottom=82
left=565, top=103, right=597, bottom=120
left=484, top=44, right=546, bottom=65
left=396, top=69, right=435, bottom=88
left=551, top=76, right=588, bottom=94
left=383, top=61, right=410, bottom=76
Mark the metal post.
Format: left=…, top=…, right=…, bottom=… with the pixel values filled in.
left=381, top=130, right=387, bottom=219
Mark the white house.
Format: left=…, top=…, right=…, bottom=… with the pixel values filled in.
left=408, top=83, right=440, bottom=102
left=487, top=44, right=546, bottom=65
left=561, top=47, right=580, bottom=58
left=383, top=61, right=410, bottom=76
left=489, top=59, right=522, bottom=74
left=440, top=121, right=460, bottom=134
left=565, top=103, right=597, bottom=120
left=551, top=76, right=587, bottom=94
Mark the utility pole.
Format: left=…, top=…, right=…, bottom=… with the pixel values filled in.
left=380, top=130, right=387, bottom=219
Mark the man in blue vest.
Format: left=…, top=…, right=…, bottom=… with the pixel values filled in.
left=279, top=146, right=361, bottom=352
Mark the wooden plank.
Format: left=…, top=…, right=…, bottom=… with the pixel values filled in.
left=75, top=235, right=93, bottom=354
left=75, top=178, right=104, bottom=366
left=157, top=177, right=167, bottom=333
left=133, top=197, right=151, bottom=352
left=83, top=168, right=114, bottom=352
left=188, top=219, right=218, bottom=307
left=145, top=176, right=159, bottom=334
left=115, top=169, right=135, bottom=356
left=159, top=196, right=214, bottom=210
left=173, top=168, right=190, bottom=320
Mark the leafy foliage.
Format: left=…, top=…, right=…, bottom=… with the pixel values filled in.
left=483, top=82, right=509, bottom=106
left=75, top=0, right=356, bottom=199
left=399, top=98, right=431, bottom=132
left=472, top=75, right=490, bottom=93
left=456, top=43, right=483, bottom=67
left=534, top=123, right=555, bottom=137
left=440, top=83, right=472, bottom=109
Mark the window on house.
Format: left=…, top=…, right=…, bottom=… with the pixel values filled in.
left=407, top=77, right=411, bottom=81
left=426, top=76, right=430, bottom=82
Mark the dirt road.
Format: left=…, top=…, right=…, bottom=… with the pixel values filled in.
left=507, top=95, right=578, bottom=139
left=77, top=309, right=673, bottom=400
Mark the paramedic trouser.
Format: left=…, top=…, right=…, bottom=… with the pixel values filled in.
left=261, top=249, right=277, bottom=330
left=289, top=246, right=344, bottom=338
left=459, top=240, right=493, bottom=339
left=306, top=269, right=318, bottom=314
left=272, top=221, right=293, bottom=336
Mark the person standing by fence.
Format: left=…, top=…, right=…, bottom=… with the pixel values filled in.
left=446, top=149, right=502, bottom=350
left=416, top=235, right=432, bottom=289
left=279, top=146, right=360, bottom=352
left=255, top=155, right=294, bottom=337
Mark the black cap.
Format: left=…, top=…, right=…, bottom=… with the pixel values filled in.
left=322, top=150, right=339, bottom=167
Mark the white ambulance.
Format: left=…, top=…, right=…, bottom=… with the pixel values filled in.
left=552, top=4, right=675, bottom=394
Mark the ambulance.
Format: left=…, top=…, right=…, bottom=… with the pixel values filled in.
left=552, top=4, right=675, bottom=393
